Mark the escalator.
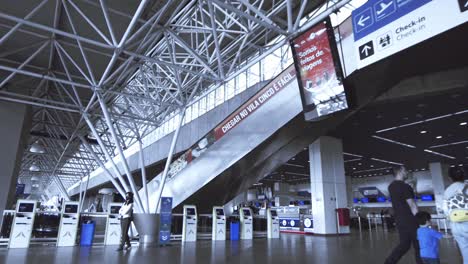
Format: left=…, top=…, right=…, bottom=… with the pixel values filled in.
left=139, top=22, right=468, bottom=213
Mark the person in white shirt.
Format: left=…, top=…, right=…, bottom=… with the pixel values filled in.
left=444, top=167, right=468, bottom=264
left=117, top=192, right=134, bottom=251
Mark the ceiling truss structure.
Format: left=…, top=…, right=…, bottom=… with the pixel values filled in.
left=0, top=0, right=352, bottom=199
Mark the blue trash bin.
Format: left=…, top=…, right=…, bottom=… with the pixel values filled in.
left=230, top=222, right=239, bottom=241
left=80, top=221, right=95, bottom=246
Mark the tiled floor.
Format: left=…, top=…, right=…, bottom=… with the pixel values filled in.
left=0, top=230, right=462, bottom=264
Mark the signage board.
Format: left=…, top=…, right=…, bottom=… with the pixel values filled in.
left=290, top=18, right=350, bottom=121
left=352, top=0, right=468, bottom=68
left=159, top=197, right=172, bottom=245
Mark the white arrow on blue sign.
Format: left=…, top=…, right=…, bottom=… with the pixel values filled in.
left=353, top=7, right=374, bottom=33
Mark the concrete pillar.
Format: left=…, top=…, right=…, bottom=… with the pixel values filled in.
left=429, top=162, right=450, bottom=213
left=309, top=136, right=350, bottom=235
left=0, top=102, right=30, bottom=217
left=273, top=182, right=290, bottom=206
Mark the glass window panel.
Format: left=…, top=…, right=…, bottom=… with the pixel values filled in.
left=263, top=52, right=282, bottom=80
left=215, top=86, right=224, bottom=106
left=237, top=72, right=247, bottom=94
left=185, top=106, right=192, bottom=123
left=225, top=79, right=235, bottom=100
left=283, top=45, right=294, bottom=68
left=191, top=101, right=199, bottom=120
left=247, top=62, right=260, bottom=88
left=207, top=91, right=215, bottom=111
left=199, top=97, right=206, bottom=115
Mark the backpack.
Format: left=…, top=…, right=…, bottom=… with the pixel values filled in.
left=446, top=184, right=468, bottom=222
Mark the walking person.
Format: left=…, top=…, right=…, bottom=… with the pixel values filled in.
left=444, top=167, right=468, bottom=264
left=416, top=211, right=443, bottom=264
left=385, top=166, right=423, bottom=264
left=117, top=192, right=134, bottom=251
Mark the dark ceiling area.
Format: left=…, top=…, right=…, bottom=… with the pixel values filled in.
left=261, top=84, right=468, bottom=185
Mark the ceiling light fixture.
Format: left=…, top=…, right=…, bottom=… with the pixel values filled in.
left=372, top=135, right=416, bottom=149
left=429, top=140, right=468, bottom=149
left=460, top=122, right=467, bottom=126
left=420, top=131, right=427, bottom=134
left=344, top=152, right=363, bottom=158
left=344, top=158, right=362, bottom=163
left=424, top=149, right=456, bottom=159
left=436, top=136, right=443, bottom=139
left=376, top=109, right=468, bottom=133
left=371, top=157, right=403, bottom=166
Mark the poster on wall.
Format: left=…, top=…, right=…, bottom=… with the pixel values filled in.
left=290, top=18, right=349, bottom=121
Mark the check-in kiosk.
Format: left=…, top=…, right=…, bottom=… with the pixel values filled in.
left=9, top=199, right=37, bottom=248
left=104, top=203, right=122, bottom=245
left=267, top=208, right=280, bottom=239
left=212, top=206, right=226, bottom=241
left=57, top=201, right=80, bottom=247
left=239, top=207, right=253, bottom=240
left=182, top=205, right=197, bottom=242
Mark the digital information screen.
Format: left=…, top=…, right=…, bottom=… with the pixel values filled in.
left=186, top=208, right=196, bottom=216
left=65, top=204, right=78, bottom=213
left=290, top=18, right=349, bottom=121
left=110, top=206, right=120, bottom=214
left=271, top=210, right=278, bottom=217
left=18, top=203, right=34, bottom=213
left=243, top=209, right=251, bottom=216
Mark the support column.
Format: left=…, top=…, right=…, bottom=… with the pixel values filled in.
left=309, top=136, right=349, bottom=235
left=273, top=182, right=290, bottom=206
left=0, top=102, right=30, bottom=216
left=429, top=162, right=449, bottom=213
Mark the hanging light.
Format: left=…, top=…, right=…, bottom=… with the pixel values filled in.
left=29, top=164, right=40, bottom=172
left=29, top=141, right=45, bottom=153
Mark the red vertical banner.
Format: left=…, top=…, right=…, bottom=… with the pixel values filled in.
left=290, top=18, right=349, bottom=121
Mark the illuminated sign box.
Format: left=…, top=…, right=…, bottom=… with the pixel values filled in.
left=290, top=18, right=351, bottom=121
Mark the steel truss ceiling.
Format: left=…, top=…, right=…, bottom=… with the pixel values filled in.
left=0, top=0, right=351, bottom=198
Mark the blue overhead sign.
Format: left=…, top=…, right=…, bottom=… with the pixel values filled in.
left=352, top=0, right=432, bottom=41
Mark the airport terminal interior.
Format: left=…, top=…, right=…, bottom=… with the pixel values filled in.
left=0, top=0, right=467, bottom=263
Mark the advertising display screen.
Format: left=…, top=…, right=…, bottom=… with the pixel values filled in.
left=290, top=18, right=349, bottom=121
left=64, top=204, right=78, bottom=213
left=18, top=203, right=34, bottom=213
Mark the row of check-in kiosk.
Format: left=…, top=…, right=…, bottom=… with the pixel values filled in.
left=5, top=199, right=125, bottom=248
left=181, top=205, right=280, bottom=242
left=4, top=200, right=280, bottom=248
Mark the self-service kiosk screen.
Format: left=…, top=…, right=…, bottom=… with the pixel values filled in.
left=243, top=209, right=251, bottom=216
left=186, top=208, right=196, bottom=215
left=65, top=204, right=78, bottom=213
left=271, top=210, right=278, bottom=217
left=18, top=203, right=34, bottom=213
left=110, top=206, right=120, bottom=214
left=216, top=209, right=224, bottom=216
